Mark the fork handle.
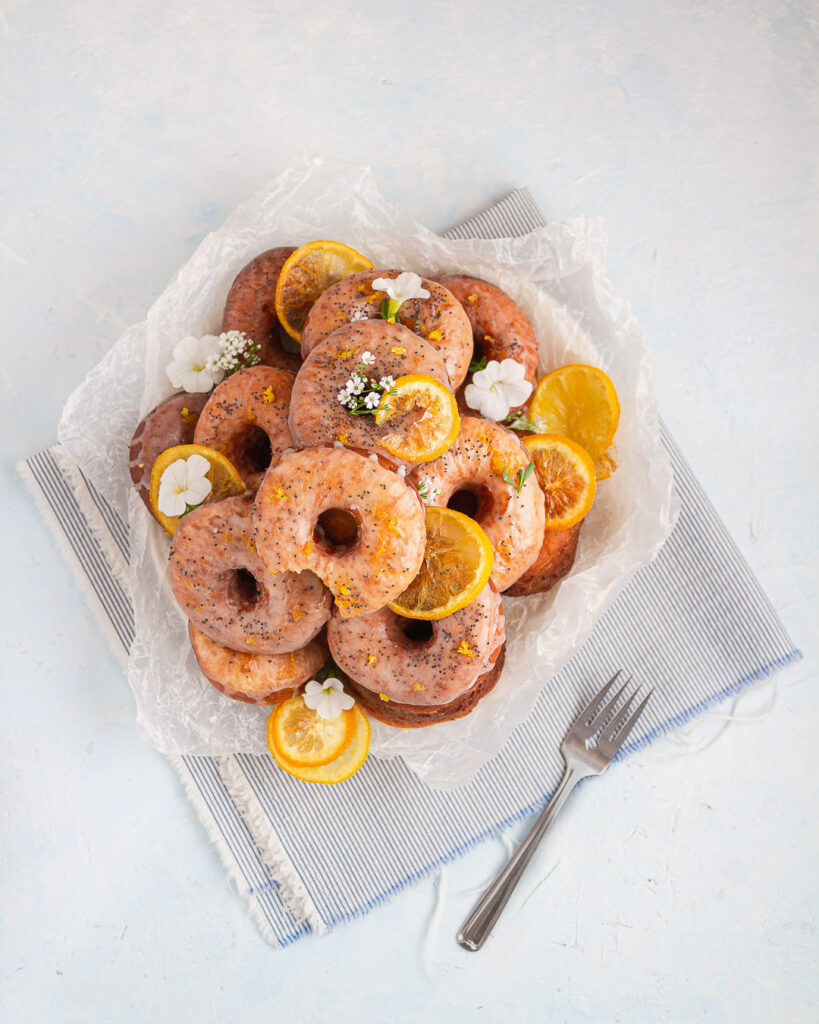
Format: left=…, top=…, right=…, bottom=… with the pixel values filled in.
left=457, top=766, right=579, bottom=951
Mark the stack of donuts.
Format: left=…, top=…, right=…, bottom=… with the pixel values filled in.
left=130, top=249, right=583, bottom=728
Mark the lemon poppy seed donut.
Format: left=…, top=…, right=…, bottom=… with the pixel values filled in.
left=193, top=365, right=295, bottom=490
left=409, top=416, right=545, bottom=591
left=169, top=494, right=332, bottom=653
left=301, top=268, right=473, bottom=388
left=221, top=247, right=300, bottom=373
left=328, top=580, right=504, bottom=706
left=188, top=623, right=328, bottom=706
left=129, top=392, right=209, bottom=511
left=253, top=444, right=426, bottom=618
left=504, top=522, right=581, bottom=597
left=438, top=274, right=539, bottom=398
left=345, top=645, right=506, bottom=728
left=288, top=320, right=450, bottom=461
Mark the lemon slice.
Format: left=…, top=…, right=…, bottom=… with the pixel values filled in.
left=149, top=444, right=245, bottom=536
left=528, top=364, right=620, bottom=480
left=274, top=240, right=374, bottom=342
left=268, top=700, right=371, bottom=784
left=268, top=696, right=354, bottom=767
left=374, top=374, right=460, bottom=462
left=523, top=434, right=596, bottom=530
left=389, top=506, right=494, bottom=620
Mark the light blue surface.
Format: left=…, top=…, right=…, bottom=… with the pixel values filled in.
left=1, top=2, right=817, bottom=1021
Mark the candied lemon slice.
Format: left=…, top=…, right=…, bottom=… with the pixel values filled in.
left=268, top=696, right=354, bottom=767
left=268, top=701, right=371, bottom=784
left=274, top=240, right=374, bottom=342
left=148, top=444, right=245, bottom=536
left=389, top=506, right=494, bottom=621
left=374, top=374, right=460, bottom=462
left=528, top=364, right=620, bottom=480
left=523, top=434, right=596, bottom=530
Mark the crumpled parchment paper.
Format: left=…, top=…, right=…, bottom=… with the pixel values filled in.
left=59, top=155, right=676, bottom=789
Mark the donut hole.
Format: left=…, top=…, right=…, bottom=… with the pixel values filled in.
left=400, top=619, right=434, bottom=643
left=241, top=427, right=273, bottom=474
left=447, top=484, right=492, bottom=522
left=314, top=508, right=359, bottom=553
left=226, top=568, right=262, bottom=611
left=277, top=323, right=302, bottom=354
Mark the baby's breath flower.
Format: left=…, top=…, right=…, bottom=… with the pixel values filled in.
left=360, top=350, right=376, bottom=366
left=364, top=391, right=380, bottom=410
left=379, top=375, right=395, bottom=390
left=416, top=479, right=441, bottom=504
left=203, top=330, right=261, bottom=377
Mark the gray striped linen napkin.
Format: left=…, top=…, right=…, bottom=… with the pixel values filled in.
left=20, top=191, right=801, bottom=947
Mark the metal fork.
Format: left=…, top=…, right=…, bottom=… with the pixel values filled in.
left=457, top=672, right=652, bottom=951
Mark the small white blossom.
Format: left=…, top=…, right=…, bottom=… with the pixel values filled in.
left=464, top=358, right=533, bottom=421
left=204, top=330, right=260, bottom=375
left=157, top=454, right=212, bottom=517
left=337, top=389, right=351, bottom=405
left=379, top=375, right=395, bottom=390
left=166, top=335, right=224, bottom=393
left=372, top=272, right=430, bottom=304
left=364, top=391, right=380, bottom=409
left=416, top=478, right=441, bottom=504
left=360, top=350, right=376, bottom=366
left=303, top=678, right=354, bottom=720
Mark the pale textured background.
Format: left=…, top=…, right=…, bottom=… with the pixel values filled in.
left=1, top=1, right=817, bottom=1022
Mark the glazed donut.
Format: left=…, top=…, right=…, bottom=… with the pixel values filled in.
left=253, top=444, right=426, bottom=618
left=346, top=647, right=505, bottom=728
left=169, top=494, right=331, bottom=654
left=503, top=522, right=581, bottom=597
left=328, top=580, right=505, bottom=706
left=129, top=392, right=209, bottom=510
left=188, top=623, right=328, bottom=705
left=438, top=275, right=539, bottom=403
left=221, top=247, right=301, bottom=373
left=301, top=269, right=473, bottom=389
left=193, top=365, right=295, bottom=489
left=288, top=320, right=450, bottom=459
left=409, top=416, right=545, bottom=591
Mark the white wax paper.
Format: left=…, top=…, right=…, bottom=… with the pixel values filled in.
left=58, top=155, right=676, bottom=789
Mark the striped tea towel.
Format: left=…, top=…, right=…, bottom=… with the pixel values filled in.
left=20, top=191, right=801, bottom=947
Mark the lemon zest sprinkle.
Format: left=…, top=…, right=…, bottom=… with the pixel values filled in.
left=262, top=386, right=275, bottom=404
left=413, top=683, right=425, bottom=691
left=390, top=345, right=407, bottom=356
left=180, top=406, right=197, bottom=425
left=303, top=539, right=313, bottom=556
left=379, top=693, right=390, bottom=702
left=457, top=639, right=477, bottom=658
left=466, top=293, right=478, bottom=304
left=428, top=329, right=442, bottom=341
left=335, top=432, right=351, bottom=445
left=271, top=486, right=287, bottom=500
left=367, top=654, right=377, bottom=665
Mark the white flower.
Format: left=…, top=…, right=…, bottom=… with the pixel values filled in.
left=372, top=272, right=430, bottom=304
left=360, top=350, right=376, bottom=366
left=157, top=454, right=212, bottom=517
left=379, top=375, right=395, bottom=390
left=337, top=389, right=351, bottom=406
left=303, top=678, right=355, bottom=720
left=364, top=391, right=380, bottom=409
left=464, top=359, right=533, bottom=421
left=416, top=478, right=440, bottom=504
left=166, top=335, right=225, bottom=393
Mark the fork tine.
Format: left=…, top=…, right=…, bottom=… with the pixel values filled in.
left=599, top=690, right=637, bottom=744
left=583, top=676, right=632, bottom=735
left=603, top=690, right=653, bottom=755
left=572, top=670, right=622, bottom=728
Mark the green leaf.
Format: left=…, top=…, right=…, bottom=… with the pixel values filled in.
left=468, top=354, right=487, bottom=374
left=502, top=468, right=514, bottom=487
left=520, top=461, right=535, bottom=486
